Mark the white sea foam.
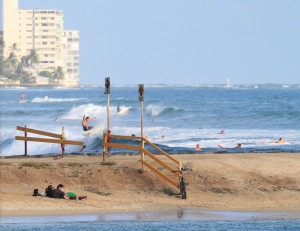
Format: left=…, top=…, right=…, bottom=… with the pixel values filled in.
left=116, top=106, right=130, bottom=116
left=0, top=123, right=100, bottom=156
left=59, top=104, right=106, bottom=120
left=31, top=97, right=87, bottom=103
left=146, top=104, right=165, bottom=116
left=2, top=124, right=299, bottom=156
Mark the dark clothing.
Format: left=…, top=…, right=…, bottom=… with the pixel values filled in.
left=83, top=126, right=93, bottom=131
left=50, top=189, right=65, bottom=199
left=45, top=185, right=53, bottom=197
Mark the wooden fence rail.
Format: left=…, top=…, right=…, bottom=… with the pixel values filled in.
left=102, top=132, right=181, bottom=189
left=15, top=126, right=84, bottom=157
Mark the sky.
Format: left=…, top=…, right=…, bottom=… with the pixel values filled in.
left=1, top=0, right=300, bottom=84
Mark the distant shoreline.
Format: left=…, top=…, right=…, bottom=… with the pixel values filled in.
left=1, top=83, right=300, bottom=88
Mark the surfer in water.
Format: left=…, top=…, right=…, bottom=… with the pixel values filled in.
left=82, top=115, right=96, bottom=131
left=272, top=137, right=289, bottom=144
left=117, top=105, right=121, bottom=113
left=19, top=93, right=27, bottom=100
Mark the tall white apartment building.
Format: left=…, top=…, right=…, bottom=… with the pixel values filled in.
left=62, top=30, right=80, bottom=85
left=2, top=0, right=79, bottom=86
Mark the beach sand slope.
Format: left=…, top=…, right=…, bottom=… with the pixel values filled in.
left=0, top=153, right=300, bottom=216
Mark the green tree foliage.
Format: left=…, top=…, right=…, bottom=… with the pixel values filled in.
left=52, top=66, right=64, bottom=81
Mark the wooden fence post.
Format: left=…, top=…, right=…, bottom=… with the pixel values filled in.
left=24, top=125, right=27, bottom=156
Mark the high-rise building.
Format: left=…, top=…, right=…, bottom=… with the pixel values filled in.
left=2, top=0, right=79, bottom=86
left=62, top=30, right=80, bottom=85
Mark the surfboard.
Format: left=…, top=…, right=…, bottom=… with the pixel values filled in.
left=117, top=107, right=129, bottom=116
left=82, top=127, right=104, bottom=136
left=19, top=99, right=29, bottom=104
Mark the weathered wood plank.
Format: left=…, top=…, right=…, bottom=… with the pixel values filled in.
left=103, top=142, right=141, bottom=151
left=143, top=149, right=178, bottom=176
left=141, top=160, right=179, bottom=188
left=16, top=126, right=61, bottom=139
left=15, top=136, right=83, bottom=146
left=143, top=136, right=181, bottom=165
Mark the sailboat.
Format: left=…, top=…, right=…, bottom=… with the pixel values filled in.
left=225, top=78, right=231, bottom=88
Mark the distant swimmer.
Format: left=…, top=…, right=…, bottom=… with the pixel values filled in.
left=234, top=143, right=242, bottom=149
left=217, top=130, right=225, bottom=134
left=272, top=138, right=289, bottom=144
left=19, top=93, right=27, bottom=100
left=117, top=105, right=121, bottom=113
left=80, top=145, right=86, bottom=152
left=82, top=115, right=96, bottom=131
left=195, top=144, right=201, bottom=151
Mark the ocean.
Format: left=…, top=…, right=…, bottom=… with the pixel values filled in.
left=0, top=84, right=300, bottom=156
left=1, top=85, right=300, bottom=230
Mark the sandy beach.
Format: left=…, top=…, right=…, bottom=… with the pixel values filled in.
left=0, top=153, right=300, bottom=217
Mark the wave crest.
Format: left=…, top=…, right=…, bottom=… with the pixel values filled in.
left=31, top=97, right=87, bottom=103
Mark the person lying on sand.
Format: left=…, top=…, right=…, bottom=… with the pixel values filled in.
left=46, top=184, right=87, bottom=200
left=57, top=184, right=87, bottom=200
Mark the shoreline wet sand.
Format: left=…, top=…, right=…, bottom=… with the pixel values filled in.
left=2, top=210, right=300, bottom=223
left=1, top=153, right=300, bottom=217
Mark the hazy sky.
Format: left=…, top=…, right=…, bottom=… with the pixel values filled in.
left=2, top=0, right=300, bottom=84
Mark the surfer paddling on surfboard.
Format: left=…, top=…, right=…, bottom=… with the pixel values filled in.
left=82, top=115, right=96, bottom=131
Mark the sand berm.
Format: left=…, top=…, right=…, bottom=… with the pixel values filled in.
left=0, top=153, right=300, bottom=216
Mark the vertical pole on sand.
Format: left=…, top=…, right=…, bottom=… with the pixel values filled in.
left=107, top=93, right=110, bottom=133
left=61, top=127, right=65, bottom=158
left=138, top=84, right=144, bottom=169
left=106, top=93, right=110, bottom=157
left=102, top=132, right=106, bottom=162
left=24, top=125, right=27, bottom=156
left=104, top=77, right=111, bottom=160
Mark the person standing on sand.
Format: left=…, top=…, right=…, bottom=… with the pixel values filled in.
left=82, top=115, right=96, bottom=131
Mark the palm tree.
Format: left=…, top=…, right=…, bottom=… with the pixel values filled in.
left=10, top=43, right=19, bottom=53
left=0, top=40, right=5, bottom=53
left=26, top=49, right=39, bottom=67
left=0, top=56, right=5, bottom=75
left=0, top=41, right=5, bottom=75
left=52, top=66, right=64, bottom=81
left=6, top=52, right=18, bottom=67
left=16, top=56, right=30, bottom=76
